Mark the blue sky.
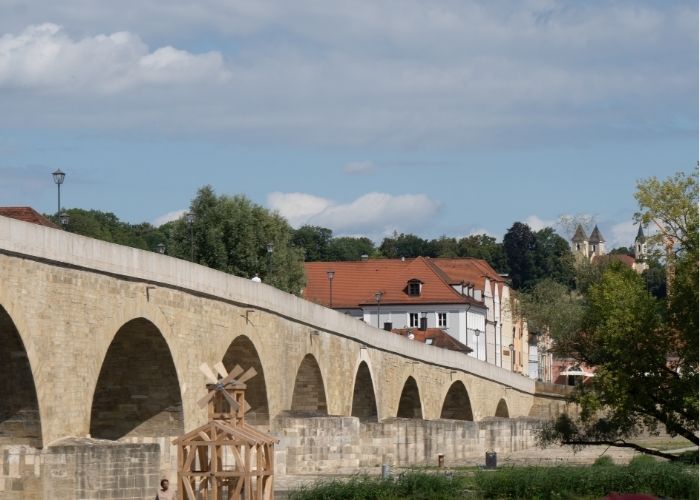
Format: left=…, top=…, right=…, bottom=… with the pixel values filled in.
left=1, top=1, right=697, bottom=248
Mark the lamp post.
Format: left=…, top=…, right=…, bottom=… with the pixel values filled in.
left=59, top=212, right=70, bottom=228
left=474, top=329, right=481, bottom=361
left=185, top=212, right=195, bottom=261
left=326, top=270, right=335, bottom=308
left=156, top=243, right=166, bottom=254
left=374, top=291, right=383, bottom=328
left=52, top=169, right=65, bottom=216
left=509, top=343, right=515, bottom=372
left=266, top=242, right=274, bottom=278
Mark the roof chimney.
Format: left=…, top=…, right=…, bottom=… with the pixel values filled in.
left=401, top=256, right=405, bottom=262
left=361, top=254, right=369, bottom=261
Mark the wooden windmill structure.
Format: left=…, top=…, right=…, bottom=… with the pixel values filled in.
left=173, top=362, right=277, bottom=500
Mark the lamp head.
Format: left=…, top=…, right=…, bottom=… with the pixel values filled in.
left=52, top=169, right=65, bottom=185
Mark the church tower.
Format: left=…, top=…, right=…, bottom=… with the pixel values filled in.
left=571, top=224, right=589, bottom=258
left=634, top=224, right=648, bottom=273
left=588, top=225, right=605, bottom=257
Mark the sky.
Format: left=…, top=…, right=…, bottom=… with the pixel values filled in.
left=1, top=0, right=697, bottom=249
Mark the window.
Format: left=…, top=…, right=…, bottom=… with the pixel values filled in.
left=437, top=312, right=447, bottom=328
left=407, top=280, right=421, bottom=296
left=409, top=312, right=419, bottom=327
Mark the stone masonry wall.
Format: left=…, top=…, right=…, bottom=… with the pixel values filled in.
left=276, top=415, right=540, bottom=474
left=0, top=439, right=160, bottom=500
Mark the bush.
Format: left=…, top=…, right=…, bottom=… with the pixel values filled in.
left=473, top=462, right=697, bottom=499
left=677, top=450, right=698, bottom=465
left=289, top=472, right=462, bottom=500
left=628, top=455, right=656, bottom=467
left=593, top=455, right=615, bottom=466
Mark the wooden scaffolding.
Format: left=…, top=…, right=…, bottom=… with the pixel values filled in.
left=173, top=364, right=277, bottom=500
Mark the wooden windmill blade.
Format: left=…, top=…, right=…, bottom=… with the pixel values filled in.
left=220, top=364, right=244, bottom=385
left=199, top=363, right=218, bottom=384
left=238, top=366, right=257, bottom=384
left=214, top=361, right=228, bottom=379
left=197, top=391, right=216, bottom=409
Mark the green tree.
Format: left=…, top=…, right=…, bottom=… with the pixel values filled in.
left=534, top=228, right=575, bottom=288
left=379, top=232, right=433, bottom=258
left=504, top=223, right=575, bottom=289
left=608, top=246, right=633, bottom=256
left=456, top=234, right=508, bottom=273
left=641, top=258, right=667, bottom=299
left=517, top=279, right=584, bottom=355
left=292, top=225, right=333, bottom=261
left=634, top=169, right=698, bottom=292
left=428, top=236, right=459, bottom=258
left=537, top=170, right=699, bottom=460
left=50, top=208, right=168, bottom=251
left=168, top=186, right=305, bottom=293
left=503, top=222, right=537, bottom=289
left=327, top=236, right=376, bottom=261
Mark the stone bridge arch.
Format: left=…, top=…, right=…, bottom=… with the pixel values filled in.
left=0, top=302, right=42, bottom=447
left=495, top=398, right=510, bottom=418
left=89, top=317, right=184, bottom=440
left=222, top=335, right=270, bottom=428
left=396, top=376, right=423, bottom=419
left=350, top=360, right=379, bottom=422
left=440, top=380, right=474, bottom=421
left=290, top=353, right=328, bottom=416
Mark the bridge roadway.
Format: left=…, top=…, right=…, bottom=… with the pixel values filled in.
left=0, top=215, right=563, bottom=495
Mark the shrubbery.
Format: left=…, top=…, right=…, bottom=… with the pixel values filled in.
left=290, top=463, right=698, bottom=500
left=289, top=471, right=461, bottom=500
left=473, top=461, right=697, bottom=499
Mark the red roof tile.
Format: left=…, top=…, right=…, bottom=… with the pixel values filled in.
left=303, top=257, right=484, bottom=309
left=0, top=207, right=59, bottom=228
left=428, top=258, right=506, bottom=297
left=392, top=327, right=472, bottom=353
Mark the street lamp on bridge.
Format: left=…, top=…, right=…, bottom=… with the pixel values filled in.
left=374, top=291, right=383, bottom=328
left=326, top=270, right=335, bottom=308
left=52, top=169, right=66, bottom=218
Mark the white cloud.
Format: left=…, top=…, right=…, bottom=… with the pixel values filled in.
left=0, top=2, right=695, bottom=146
left=343, top=161, right=375, bottom=175
left=524, top=215, right=555, bottom=232
left=153, top=208, right=187, bottom=226
left=266, top=192, right=333, bottom=227
left=267, top=191, right=440, bottom=237
left=0, top=23, right=229, bottom=93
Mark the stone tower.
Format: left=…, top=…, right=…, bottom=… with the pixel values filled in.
left=588, top=225, right=605, bottom=257
left=571, top=224, right=589, bottom=258
left=634, top=224, right=648, bottom=272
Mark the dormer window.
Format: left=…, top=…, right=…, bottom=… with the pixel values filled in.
left=407, top=279, right=422, bottom=296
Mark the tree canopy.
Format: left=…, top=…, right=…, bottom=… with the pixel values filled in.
left=50, top=208, right=170, bottom=251
left=168, top=186, right=305, bottom=293
left=535, top=170, right=699, bottom=460
left=503, top=223, right=574, bottom=290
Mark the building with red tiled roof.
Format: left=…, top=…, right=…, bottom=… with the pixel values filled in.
left=427, top=258, right=522, bottom=374
left=303, top=257, right=489, bottom=365
left=0, top=207, right=59, bottom=229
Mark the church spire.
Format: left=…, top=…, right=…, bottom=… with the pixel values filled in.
left=635, top=223, right=646, bottom=243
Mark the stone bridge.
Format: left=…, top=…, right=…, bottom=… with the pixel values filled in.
left=0, top=216, right=565, bottom=498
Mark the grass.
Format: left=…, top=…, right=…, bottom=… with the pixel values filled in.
left=288, top=471, right=463, bottom=500
left=290, top=461, right=698, bottom=500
